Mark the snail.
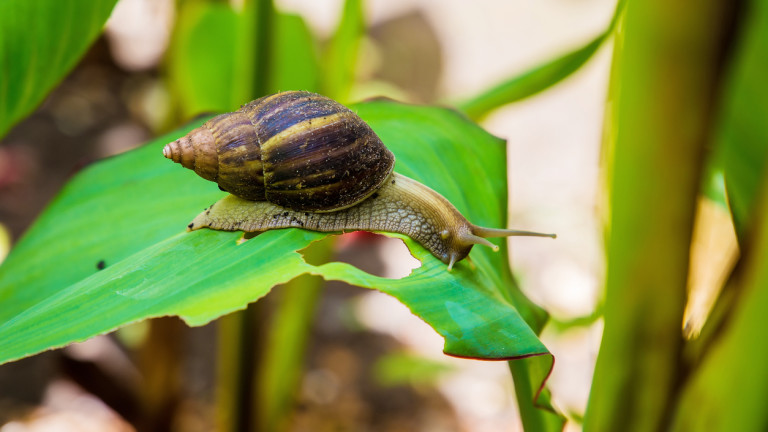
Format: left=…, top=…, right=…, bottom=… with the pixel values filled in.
left=163, top=91, right=554, bottom=270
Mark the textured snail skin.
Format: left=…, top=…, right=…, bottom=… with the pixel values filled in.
left=187, top=172, right=555, bottom=269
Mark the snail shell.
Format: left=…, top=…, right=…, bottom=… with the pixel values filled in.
left=162, top=91, right=395, bottom=212
left=164, top=91, right=555, bottom=269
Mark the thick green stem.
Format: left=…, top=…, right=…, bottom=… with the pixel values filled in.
left=216, top=0, right=276, bottom=430
left=584, top=0, right=734, bottom=430
left=216, top=304, right=263, bottom=432
left=251, top=0, right=274, bottom=97
left=321, top=0, right=363, bottom=102
left=255, top=274, right=327, bottom=430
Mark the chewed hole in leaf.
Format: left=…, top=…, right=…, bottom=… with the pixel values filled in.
left=299, top=232, right=421, bottom=279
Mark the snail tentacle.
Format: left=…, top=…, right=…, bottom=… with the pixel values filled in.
left=472, top=226, right=557, bottom=239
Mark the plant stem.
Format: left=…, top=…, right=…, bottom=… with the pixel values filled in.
left=584, top=0, right=735, bottom=430
left=251, top=0, right=274, bottom=97
left=216, top=0, right=276, bottom=430
left=255, top=274, right=325, bottom=431
left=216, top=305, right=263, bottom=431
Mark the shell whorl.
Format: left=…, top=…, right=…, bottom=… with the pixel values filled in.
left=163, top=91, right=396, bottom=212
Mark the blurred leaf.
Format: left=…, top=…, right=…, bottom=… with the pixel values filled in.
left=268, top=13, right=319, bottom=93
left=321, top=0, right=364, bottom=101
left=584, top=0, right=733, bottom=430
left=0, top=101, right=550, bottom=379
left=0, top=0, right=118, bottom=138
left=710, top=0, right=768, bottom=238
left=167, top=4, right=318, bottom=118
left=456, top=0, right=625, bottom=121
left=671, top=170, right=768, bottom=432
left=373, top=352, right=454, bottom=387
left=670, top=3, right=768, bottom=429
left=457, top=34, right=607, bottom=121
left=701, top=165, right=728, bottom=209
left=167, top=2, right=249, bottom=118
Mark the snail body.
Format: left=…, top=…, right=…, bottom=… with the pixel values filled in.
left=164, top=91, right=554, bottom=269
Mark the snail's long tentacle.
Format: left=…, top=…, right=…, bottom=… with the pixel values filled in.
left=472, top=226, right=556, bottom=239
left=189, top=172, right=554, bottom=268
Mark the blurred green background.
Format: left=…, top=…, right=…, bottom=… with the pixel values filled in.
left=2, top=0, right=765, bottom=430
left=0, top=0, right=610, bottom=430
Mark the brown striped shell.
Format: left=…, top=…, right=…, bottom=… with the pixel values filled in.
left=163, top=91, right=396, bottom=212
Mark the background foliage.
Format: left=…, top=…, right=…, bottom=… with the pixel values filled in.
left=2, top=0, right=767, bottom=430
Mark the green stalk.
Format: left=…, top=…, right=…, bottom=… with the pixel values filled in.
left=321, top=0, right=364, bottom=102
left=250, top=0, right=274, bottom=97
left=217, top=273, right=325, bottom=432
left=216, top=305, right=262, bottom=431
left=215, top=0, right=275, bottom=430
left=255, top=274, right=325, bottom=431
left=509, top=356, right=563, bottom=431
left=584, top=0, right=733, bottom=430
left=670, top=1, right=768, bottom=429
left=138, top=318, right=185, bottom=431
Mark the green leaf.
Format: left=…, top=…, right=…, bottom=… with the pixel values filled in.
left=510, top=356, right=564, bottom=432
left=457, top=34, right=606, bottom=121
left=455, top=0, right=626, bottom=121
left=710, top=0, right=768, bottom=238
left=0, top=101, right=550, bottom=387
left=0, top=0, right=118, bottom=138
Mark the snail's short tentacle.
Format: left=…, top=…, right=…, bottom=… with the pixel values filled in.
left=457, top=232, right=499, bottom=250
left=189, top=172, right=555, bottom=269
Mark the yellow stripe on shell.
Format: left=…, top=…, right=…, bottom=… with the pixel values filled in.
left=259, top=111, right=347, bottom=155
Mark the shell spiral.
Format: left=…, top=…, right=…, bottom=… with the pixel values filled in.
left=163, top=91, right=396, bottom=212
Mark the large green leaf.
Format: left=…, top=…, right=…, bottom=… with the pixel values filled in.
left=0, top=100, right=549, bottom=368
left=0, top=0, right=118, bottom=138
